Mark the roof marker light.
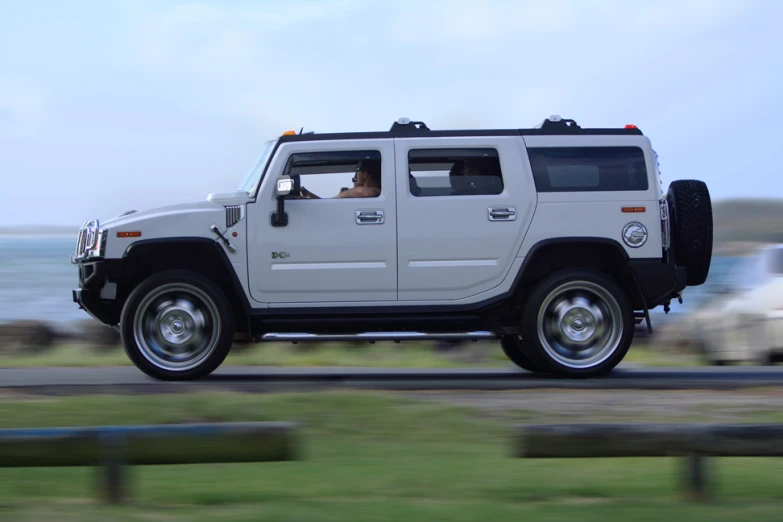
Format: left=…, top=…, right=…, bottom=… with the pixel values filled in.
left=625, top=124, right=638, bottom=129
left=281, top=130, right=296, bottom=136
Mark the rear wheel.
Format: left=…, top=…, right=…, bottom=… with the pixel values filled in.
left=119, top=269, right=235, bottom=380
left=520, top=269, right=634, bottom=378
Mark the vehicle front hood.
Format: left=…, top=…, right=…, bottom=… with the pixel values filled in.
left=101, top=200, right=222, bottom=229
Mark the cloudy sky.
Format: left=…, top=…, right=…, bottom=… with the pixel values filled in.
left=0, top=0, right=781, bottom=227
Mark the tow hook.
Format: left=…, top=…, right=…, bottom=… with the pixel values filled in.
left=663, top=293, right=683, bottom=314
left=210, top=225, right=236, bottom=253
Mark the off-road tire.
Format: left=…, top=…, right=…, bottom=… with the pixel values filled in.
left=667, top=179, right=713, bottom=286
left=119, top=269, right=235, bottom=381
left=520, top=268, right=634, bottom=378
left=500, top=335, right=546, bottom=373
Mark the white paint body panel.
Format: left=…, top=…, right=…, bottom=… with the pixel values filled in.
left=245, top=139, right=398, bottom=304
left=394, top=136, right=537, bottom=301
left=517, top=201, right=662, bottom=259
left=101, top=200, right=240, bottom=260
left=518, top=134, right=663, bottom=259
left=98, top=199, right=251, bottom=306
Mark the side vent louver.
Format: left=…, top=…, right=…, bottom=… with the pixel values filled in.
left=225, top=205, right=242, bottom=228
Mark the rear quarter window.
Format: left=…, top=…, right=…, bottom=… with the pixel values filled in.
left=527, top=146, right=648, bottom=192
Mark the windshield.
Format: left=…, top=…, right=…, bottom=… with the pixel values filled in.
left=237, top=139, right=277, bottom=195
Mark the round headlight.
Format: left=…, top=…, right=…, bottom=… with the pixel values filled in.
left=622, top=222, right=648, bottom=248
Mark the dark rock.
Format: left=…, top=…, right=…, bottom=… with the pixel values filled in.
left=73, top=320, right=121, bottom=351
left=0, top=320, right=57, bottom=355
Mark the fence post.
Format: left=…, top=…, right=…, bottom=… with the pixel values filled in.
left=97, top=429, right=128, bottom=504
left=683, top=452, right=710, bottom=502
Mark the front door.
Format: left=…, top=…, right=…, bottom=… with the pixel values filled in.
left=394, top=136, right=537, bottom=302
left=246, top=139, right=398, bottom=305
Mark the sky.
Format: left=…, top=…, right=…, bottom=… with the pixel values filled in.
left=0, top=0, right=781, bottom=227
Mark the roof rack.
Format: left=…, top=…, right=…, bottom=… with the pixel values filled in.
left=390, top=117, right=430, bottom=132
left=275, top=115, right=642, bottom=144
left=534, top=115, right=581, bottom=130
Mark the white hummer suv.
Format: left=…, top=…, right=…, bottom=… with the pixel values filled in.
left=71, top=116, right=713, bottom=380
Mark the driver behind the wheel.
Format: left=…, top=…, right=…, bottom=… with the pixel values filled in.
left=299, top=160, right=381, bottom=199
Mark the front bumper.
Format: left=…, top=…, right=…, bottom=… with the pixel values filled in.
left=72, top=259, right=115, bottom=325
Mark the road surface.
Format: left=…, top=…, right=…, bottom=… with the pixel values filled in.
left=4, top=365, right=783, bottom=394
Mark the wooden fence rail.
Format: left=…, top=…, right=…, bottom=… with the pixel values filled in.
left=0, top=421, right=300, bottom=504
left=512, top=423, right=783, bottom=500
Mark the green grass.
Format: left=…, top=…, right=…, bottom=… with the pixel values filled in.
left=0, top=391, right=782, bottom=520
left=0, top=339, right=705, bottom=369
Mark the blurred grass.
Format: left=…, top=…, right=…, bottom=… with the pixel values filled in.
left=0, top=390, right=782, bottom=520
left=0, top=339, right=706, bottom=368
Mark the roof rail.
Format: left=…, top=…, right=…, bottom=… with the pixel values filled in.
left=390, top=117, right=430, bottom=132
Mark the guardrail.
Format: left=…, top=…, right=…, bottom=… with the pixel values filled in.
left=0, top=421, right=300, bottom=504
left=512, top=423, right=783, bottom=500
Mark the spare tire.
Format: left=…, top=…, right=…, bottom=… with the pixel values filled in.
left=667, top=179, right=713, bottom=286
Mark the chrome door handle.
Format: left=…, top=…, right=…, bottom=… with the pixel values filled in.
left=356, top=210, right=384, bottom=224
left=488, top=207, right=516, bottom=221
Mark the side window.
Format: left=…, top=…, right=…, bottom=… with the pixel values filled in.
left=527, top=146, right=649, bottom=192
left=408, top=148, right=504, bottom=197
left=285, top=150, right=382, bottom=199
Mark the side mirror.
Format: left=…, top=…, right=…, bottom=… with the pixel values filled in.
left=272, top=175, right=300, bottom=227
left=275, top=174, right=300, bottom=199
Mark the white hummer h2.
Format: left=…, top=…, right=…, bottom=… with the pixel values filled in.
left=71, top=116, right=713, bottom=380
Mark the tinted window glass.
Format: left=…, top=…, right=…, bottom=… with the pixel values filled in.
left=407, top=148, right=504, bottom=197
left=284, top=150, right=381, bottom=199
left=528, top=146, right=648, bottom=192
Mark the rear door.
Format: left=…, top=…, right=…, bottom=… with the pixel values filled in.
left=245, top=139, right=398, bottom=305
left=394, top=136, right=537, bottom=302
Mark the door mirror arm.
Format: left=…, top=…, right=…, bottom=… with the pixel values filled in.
left=272, top=175, right=301, bottom=227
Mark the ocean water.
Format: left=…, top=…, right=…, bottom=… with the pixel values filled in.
left=0, top=236, right=87, bottom=326
left=0, top=236, right=740, bottom=327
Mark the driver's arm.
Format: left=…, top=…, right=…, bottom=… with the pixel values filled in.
left=300, top=187, right=321, bottom=199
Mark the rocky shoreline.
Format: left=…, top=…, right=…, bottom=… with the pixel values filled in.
left=0, top=319, right=120, bottom=356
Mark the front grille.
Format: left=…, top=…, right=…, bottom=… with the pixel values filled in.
left=75, top=227, right=88, bottom=258
left=226, top=205, right=242, bottom=228
left=73, top=220, right=100, bottom=261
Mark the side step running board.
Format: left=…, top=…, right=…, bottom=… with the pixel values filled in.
left=258, top=331, right=500, bottom=343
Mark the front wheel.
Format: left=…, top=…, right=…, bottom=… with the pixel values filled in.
left=119, top=269, right=235, bottom=380
left=520, top=269, right=634, bottom=378
left=500, top=335, right=545, bottom=373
